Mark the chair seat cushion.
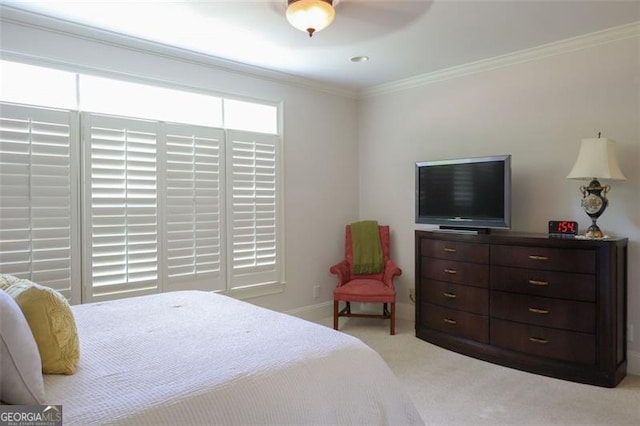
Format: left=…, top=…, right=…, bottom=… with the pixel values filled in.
left=334, top=279, right=395, bottom=303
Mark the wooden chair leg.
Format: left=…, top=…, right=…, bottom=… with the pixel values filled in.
left=333, top=300, right=339, bottom=330
left=390, top=302, right=395, bottom=335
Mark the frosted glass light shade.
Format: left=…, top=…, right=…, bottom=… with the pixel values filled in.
left=567, top=138, right=627, bottom=180
left=286, top=0, right=335, bottom=37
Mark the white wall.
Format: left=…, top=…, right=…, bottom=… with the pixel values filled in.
left=0, top=15, right=360, bottom=314
left=357, top=36, right=640, bottom=358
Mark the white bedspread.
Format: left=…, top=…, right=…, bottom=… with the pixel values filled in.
left=44, top=291, right=423, bottom=425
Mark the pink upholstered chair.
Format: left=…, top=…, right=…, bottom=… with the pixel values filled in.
left=329, top=224, right=402, bottom=335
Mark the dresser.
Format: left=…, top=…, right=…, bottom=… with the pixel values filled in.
left=415, top=230, right=628, bottom=387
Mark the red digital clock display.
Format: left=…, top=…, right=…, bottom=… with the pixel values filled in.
left=548, top=220, right=578, bottom=236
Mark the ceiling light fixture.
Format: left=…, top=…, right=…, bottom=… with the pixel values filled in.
left=286, top=0, right=335, bottom=38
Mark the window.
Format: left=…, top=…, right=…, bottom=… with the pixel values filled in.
left=227, top=131, right=280, bottom=290
left=164, top=123, right=225, bottom=292
left=0, top=60, right=281, bottom=303
left=80, top=75, right=223, bottom=127
left=82, top=114, right=160, bottom=300
left=0, top=104, right=80, bottom=302
left=0, top=61, right=77, bottom=109
left=224, top=99, right=277, bottom=134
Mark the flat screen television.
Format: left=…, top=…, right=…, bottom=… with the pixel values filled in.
left=415, top=154, right=511, bottom=232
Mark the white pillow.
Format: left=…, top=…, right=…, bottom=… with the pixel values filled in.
left=0, top=289, right=46, bottom=405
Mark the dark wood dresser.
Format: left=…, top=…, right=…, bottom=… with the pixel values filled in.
left=415, top=230, right=628, bottom=387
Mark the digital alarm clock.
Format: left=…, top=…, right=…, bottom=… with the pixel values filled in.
left=548, top=220, right=579, bottom=238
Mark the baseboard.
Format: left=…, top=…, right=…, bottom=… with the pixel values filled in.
left=627, top=349, right=640, bottom=376
left=286, top=301, right=333, bottom=323
left=396, top=301, right=416, bottom=322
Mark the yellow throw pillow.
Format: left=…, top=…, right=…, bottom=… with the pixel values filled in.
left=6, top=281, right=80, bottom=375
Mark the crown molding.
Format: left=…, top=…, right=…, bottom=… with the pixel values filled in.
left=360, top=21, right=640, bottom=99
left=0, top=5, right=358, bottom=99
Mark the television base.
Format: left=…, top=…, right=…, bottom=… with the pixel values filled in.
left=434, top=226, right=491, bottom=235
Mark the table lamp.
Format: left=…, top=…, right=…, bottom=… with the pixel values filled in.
left=567, top=136, right=626, bottom=238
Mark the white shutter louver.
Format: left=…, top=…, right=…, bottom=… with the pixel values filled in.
left=83, top=114, right=159, bottom=301
left=0, top=103, right=79, bottom=302
left=227, top=130, right=280, bottom=289
left=165, top=124, right=224, bottom=291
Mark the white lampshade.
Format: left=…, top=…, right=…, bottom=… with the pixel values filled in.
left=286, top=0, right=335, bottom=37
left=567, top=138, right=627, bottom=180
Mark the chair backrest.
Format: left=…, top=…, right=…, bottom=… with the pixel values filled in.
left=345, top=225, right=390, bottom=278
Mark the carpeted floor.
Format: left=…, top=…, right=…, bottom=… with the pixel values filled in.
left=321, top=317, right=640, bottom=425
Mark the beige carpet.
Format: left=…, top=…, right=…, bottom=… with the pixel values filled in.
left=320, top=317, right=640, bottom=425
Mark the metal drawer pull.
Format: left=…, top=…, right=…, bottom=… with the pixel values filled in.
left=443, top=248, right=457, bottom=253
left=444, top=269, right=457, bottom=274
left=528, top=279, right=549, bottom=286
left=529, top=337, right=549, bottom=344
left=443, top=318, right=457, bottom=324
left=443, top=292, right=457, bottom=299
left=529, top=307, right=550, bottom=314
left=528, top=255, right=549, bottom=261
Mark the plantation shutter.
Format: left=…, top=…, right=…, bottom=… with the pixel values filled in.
left=0, top=103, right=79, bottom=302
left=226, top=130, right=280, bottom=289
left=82, top=114, right=159, bottom=302
left=164, top=123, right=225, bottom=291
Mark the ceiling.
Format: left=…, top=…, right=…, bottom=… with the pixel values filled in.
left=2, top=1, right=639, bottom=91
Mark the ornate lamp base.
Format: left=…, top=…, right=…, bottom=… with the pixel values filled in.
left=584, top=222, right=605, bottom=239
left=579, top=178, right=609, bottom=239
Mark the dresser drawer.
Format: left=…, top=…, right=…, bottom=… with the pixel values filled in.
left=421, top=239, right=489, bottom=263
left=422, top=280, right=488, bottom=315
left=491, top=291, right=595, bottom=333
left=491, top=265, right=596, bottom=302
left=491, top=318, right=595, bottom=365
left=421, top=258, right=489, bottom=288
left=491, top=245, right=596, bottom=274
left=422, top=303, right=488, bottom=343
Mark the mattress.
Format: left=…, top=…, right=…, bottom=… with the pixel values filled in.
left=44, top=291, right=423, bottom=425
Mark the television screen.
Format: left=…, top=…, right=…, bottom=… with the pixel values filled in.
left=415, top=155, right=511, bottom=231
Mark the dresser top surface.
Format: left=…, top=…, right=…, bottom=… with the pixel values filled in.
left=415, top=230, right=628, bottom=247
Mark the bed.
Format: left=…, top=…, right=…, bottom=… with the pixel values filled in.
left=44, top=291, right=423, bottom=425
